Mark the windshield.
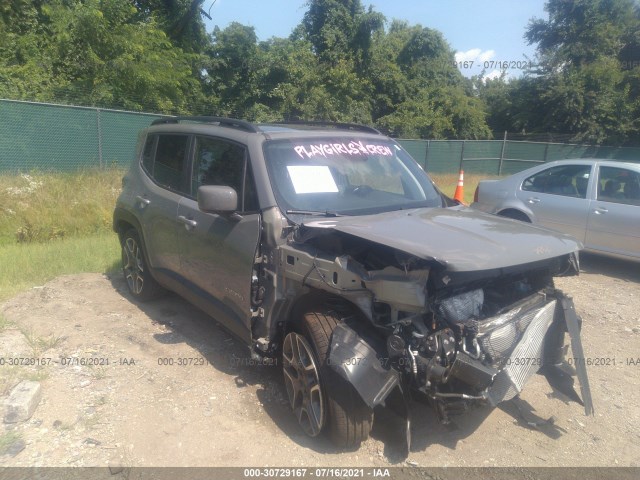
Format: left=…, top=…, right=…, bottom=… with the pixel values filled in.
left=263, top=138, right=444, bottom=216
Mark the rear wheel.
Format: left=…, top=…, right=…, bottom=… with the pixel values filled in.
left=283, top=306, right=373, bottom=448
left=121, top=228, right=163, bottom=301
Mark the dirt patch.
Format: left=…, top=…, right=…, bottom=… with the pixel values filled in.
left=1, top=254, right=639, bottom=468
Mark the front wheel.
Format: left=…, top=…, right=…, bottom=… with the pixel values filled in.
left=283, top=307, right=373, bottom=448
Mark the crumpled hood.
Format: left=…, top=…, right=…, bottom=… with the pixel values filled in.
left=301, top=207, right=581, bottom=272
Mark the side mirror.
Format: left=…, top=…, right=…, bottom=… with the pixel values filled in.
left=197, top=185, right=238, bottom=214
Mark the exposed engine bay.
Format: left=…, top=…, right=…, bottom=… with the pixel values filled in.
left=251, top=207, right=593, bottom=452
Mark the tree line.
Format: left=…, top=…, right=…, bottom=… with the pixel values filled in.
left=1, top=0, right=638, bottom=145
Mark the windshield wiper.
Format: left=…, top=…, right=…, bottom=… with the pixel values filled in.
left=285, top=209, right=343, bottom=217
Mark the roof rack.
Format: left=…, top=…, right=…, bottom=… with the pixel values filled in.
left=265, top=121, right=381, bottom=135
left=150, top=117, right=382, bottom=135
left=150, top=116, right=260, bottom=133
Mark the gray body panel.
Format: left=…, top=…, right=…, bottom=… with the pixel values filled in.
left=303, top=206, right=580, bottom=272
left=515, top=190, right=590, bottom=242
left=138, top=172, right=182, bottom=274
left=585, top=199, right=640, bottom=259
left=177, top=197, right=260, bottom=342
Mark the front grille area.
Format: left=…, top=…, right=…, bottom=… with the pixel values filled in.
left=477, top=293, right=548, bottom=365
left=486, top=299, right=557, bottom=405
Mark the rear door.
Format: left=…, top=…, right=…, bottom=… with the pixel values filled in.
left=516, top=163, right=593, bottom=241
left=585, top=164, right=640, bottom=259
left=176, top=135, right=261, bottom=342
left=138, top=133, right=191, bottom=275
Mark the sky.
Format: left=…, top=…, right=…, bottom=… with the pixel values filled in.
left=204, top=0, right=548, bottom=79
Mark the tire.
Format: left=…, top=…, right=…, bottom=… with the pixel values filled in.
left=120, top=228, right=163, bottom=301
left=282, top=306, right=373, bottom=449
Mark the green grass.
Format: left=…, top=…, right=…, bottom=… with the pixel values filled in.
left=19, top=325, right=65, bottom=356
left=0, top=168, right=124, bottom=246
left=0, top=233, right=121, bottom=301
left=0, top=169, right=123, bottom=301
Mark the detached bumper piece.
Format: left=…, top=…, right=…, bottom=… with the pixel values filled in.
left=542, top=294, right=594, bottom=416
left=329, top=322, right=409, bottom=455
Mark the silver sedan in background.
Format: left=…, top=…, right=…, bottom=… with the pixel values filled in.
left=472, top=159, right=640, bottom=261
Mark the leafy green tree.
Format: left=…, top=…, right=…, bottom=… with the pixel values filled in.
left=370, top=21, right=490, bottom=138
left=377, top=85, right=491, bottom=139
left=301, top=0, right=384, bottom=70
left=2, top=0, right=494, bottom=139
left=526, top=0, right=639, bottom=69
left=204, top=22, right=260, bottom=115
left=478, top=0, right=640, bottom=145
left=250, top=37, right=317, bottom=120
left=0, top=0, right=203, bottom=113
left=520, top=0, right=640, bottom=144
left=0, top=0, right=54, bottom=100
left=133, top=0, right=210, bottom=53
left=538, top=57, right=635, bottom=144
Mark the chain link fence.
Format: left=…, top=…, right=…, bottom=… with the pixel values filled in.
left=0, top=99, right=167, bottom=172
left=403, top=138, right=640, bottom=176
left=2, top=98, right=639, bottom=174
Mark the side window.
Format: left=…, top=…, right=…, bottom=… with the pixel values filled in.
left=522, top=164, right=591, bottom=199
left=192, top=136, right=259, bottom=212
left=598, top=166, right=640, bottom=206
left=153, top=135, right=189, bottom=193
left=141, top=134, right=155, bottom=173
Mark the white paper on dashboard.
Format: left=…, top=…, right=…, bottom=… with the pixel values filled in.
left=287, top=165, right=339, bottom=194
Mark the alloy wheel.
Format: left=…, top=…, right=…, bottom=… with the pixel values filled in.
left=122, top=237, right=144, bottom=295
left=282, top=332, right=325, bottom=437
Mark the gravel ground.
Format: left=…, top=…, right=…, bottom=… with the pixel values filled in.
left=0, top=253, right=639, bottom=469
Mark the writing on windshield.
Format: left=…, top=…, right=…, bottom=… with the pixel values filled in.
left=294, top=141, right=393, bottom=159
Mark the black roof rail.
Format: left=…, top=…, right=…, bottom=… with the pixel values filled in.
left=150, top=116, right=260, bottom=133
left=265, top=121, right=382, bottom=135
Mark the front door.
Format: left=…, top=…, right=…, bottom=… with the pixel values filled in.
left=517, top=163, right=593, bottom=242
left=177, top=135, right=261, bottom=342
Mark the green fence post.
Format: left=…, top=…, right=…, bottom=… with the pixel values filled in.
left=543, top=139, right=549, bottom=163
left=96, top=108, right=103, bottom=169
left=459, top=140, right=465, bottom=172
left=424, top=140, right=430, bottom=170
left=498, top=131, right=507, bottom=175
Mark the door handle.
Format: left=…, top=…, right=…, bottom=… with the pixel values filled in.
left=594, top=207, right=608, bottom=215
left=178, top=215, right=197, bottom=228
left=527, top=197, right=541, bottom=204
left=136, top=195, right=150, bottom=206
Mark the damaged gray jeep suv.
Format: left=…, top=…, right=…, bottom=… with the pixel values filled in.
left=113, top=117, right=593, bottom=451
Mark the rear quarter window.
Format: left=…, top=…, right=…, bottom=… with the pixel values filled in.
left=141, top=134, right=155, bottom=173
left=598, top=166, right=640, bottom=206
left=141, top=134, right=190, bottom=194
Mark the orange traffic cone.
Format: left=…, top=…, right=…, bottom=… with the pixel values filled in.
left=453, top=170, right=465, bottom=204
